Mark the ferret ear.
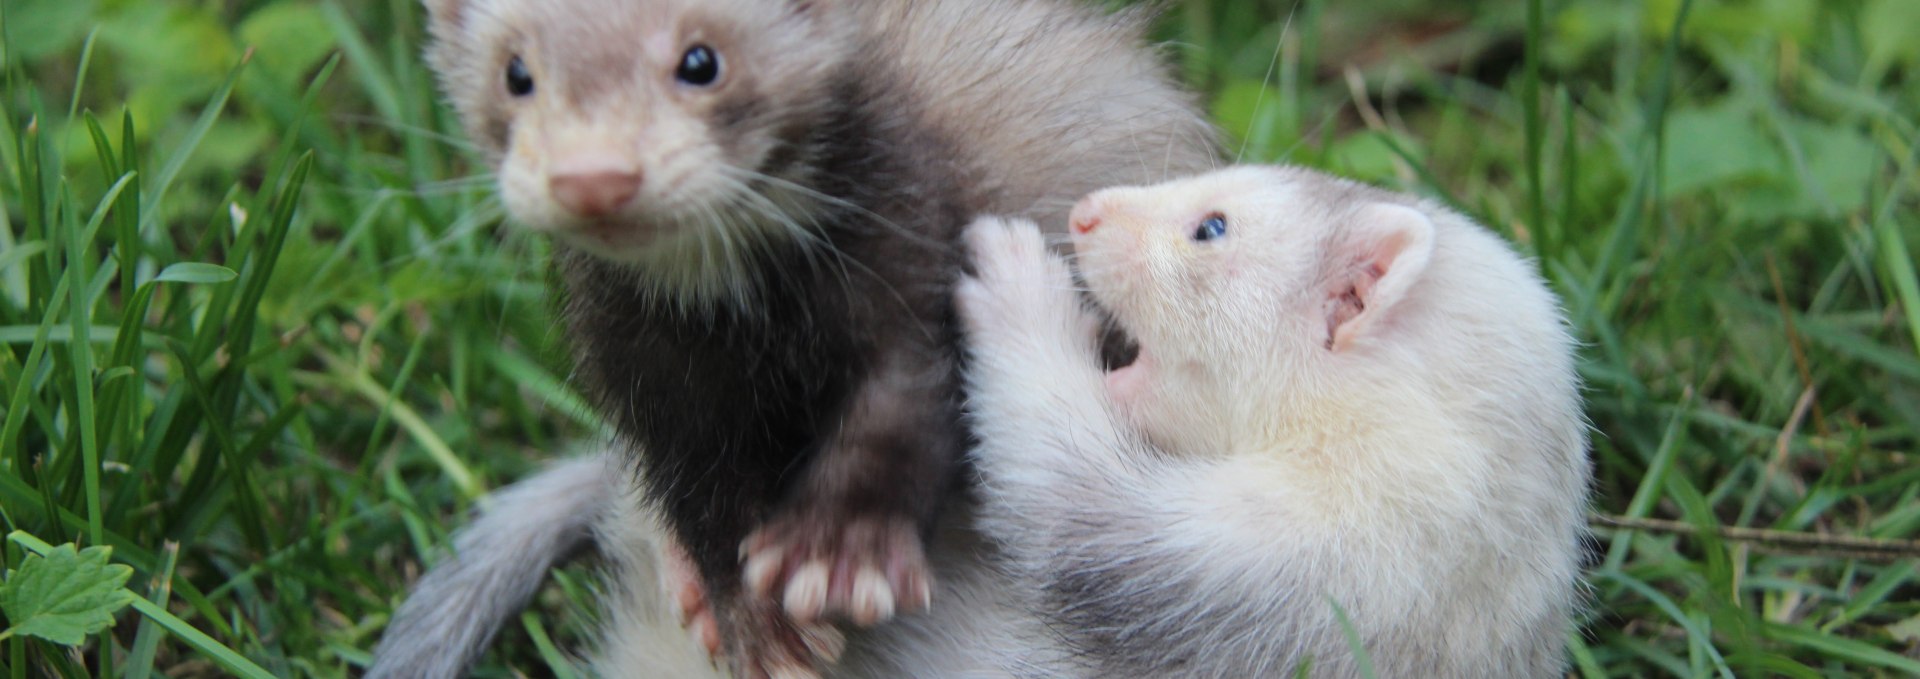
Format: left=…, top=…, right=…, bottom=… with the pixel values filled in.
left=1323, top=203, right=1435, bottom=352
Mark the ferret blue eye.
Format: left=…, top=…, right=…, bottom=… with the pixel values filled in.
left=1193, top=213, right=1228, bottom=242
left=505, top=56, right=534, bottom=97
left=677, top=45, right=721, bottom=86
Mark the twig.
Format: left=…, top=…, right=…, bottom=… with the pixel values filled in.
left=1590, top=514, right=1920, bottom=562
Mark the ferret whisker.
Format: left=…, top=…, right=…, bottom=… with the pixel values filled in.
left=698, top=200, right=741, bottom=303
left=1277, top=106, right=1343, bottom=166
left=726, top=190, right=819, bottom=302
left=320, top=174, right=499, bottom=199
left=725, top=166, right=946, bottom=252
left=717, top=173, right=834, bottom=268
left=719, top=174, right=877, bottom=311
left=330, top=113, right=485, bottom=152
left=379, top=200, right=509, bottom=270
left=1234, top=4, right=1294, bottom=164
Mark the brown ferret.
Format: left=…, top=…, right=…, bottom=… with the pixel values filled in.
left=379, top=0, right=1216, bottom=676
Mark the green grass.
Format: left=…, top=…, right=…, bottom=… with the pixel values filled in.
left=2, top=0, right=1917, bottom=676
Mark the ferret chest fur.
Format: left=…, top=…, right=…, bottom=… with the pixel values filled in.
left=560, top=71, right=982, bottom=585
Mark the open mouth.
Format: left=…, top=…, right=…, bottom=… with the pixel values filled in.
left=1093, top=305, right=1142, bottom=373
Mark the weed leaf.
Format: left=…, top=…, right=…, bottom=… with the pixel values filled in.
left=0, top=541, right=137, bottom=645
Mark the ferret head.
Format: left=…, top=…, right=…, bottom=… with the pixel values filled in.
left=422, top=0, right=857, bottom=301
left=1069, top=166, right=1579, bottom=458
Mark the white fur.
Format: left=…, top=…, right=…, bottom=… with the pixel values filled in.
left=954, top=165, right=1590, bottom=678
left=587, top=473, right=738, bottom=679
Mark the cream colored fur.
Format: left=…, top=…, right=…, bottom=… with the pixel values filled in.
left=953, top=165, right=1591, bottom=678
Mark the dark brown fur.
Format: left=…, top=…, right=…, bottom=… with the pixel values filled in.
left=560, top=65, right=980, bottom=592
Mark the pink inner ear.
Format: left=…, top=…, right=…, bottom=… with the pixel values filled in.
left=1320, top=262, right=1382, bottom=351
left=1324, top=220, right=1425, bottom=351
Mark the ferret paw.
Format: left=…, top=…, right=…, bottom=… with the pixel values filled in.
left=741, top=513, right=932, bottom=627
left=724, top=599, right=846, bottom=679
left=958, top=216, right=1086, bottom=340
left=662, top=538, right=722, bottom=657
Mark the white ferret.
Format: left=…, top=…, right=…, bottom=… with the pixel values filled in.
left=954, top=165, right=1592, bottom=678
left=376, top=165, right=1590, bottom=678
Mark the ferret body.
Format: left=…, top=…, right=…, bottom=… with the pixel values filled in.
left=954, top=165, right=1592, bottom=677
left=376, top=0, right=1213, bottom=675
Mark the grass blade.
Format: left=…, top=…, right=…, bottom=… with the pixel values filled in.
left=137, top=51, right=251, bottom=237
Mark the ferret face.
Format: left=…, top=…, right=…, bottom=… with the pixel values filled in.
left=423, top=0, right=853, bottom=297
left=1069, top=167, right=1330, bottom=368
left=1068, top=166, right=1443, bottom=449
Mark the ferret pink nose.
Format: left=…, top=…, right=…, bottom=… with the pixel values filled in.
left=550, top=169, right=642, bottom=219
left=1070, top=199, right=1102, bottom=235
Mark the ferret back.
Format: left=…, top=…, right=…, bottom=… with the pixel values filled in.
left=852, top=0, right=1217, bottom=225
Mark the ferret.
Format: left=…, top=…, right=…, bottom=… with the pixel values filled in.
left=371, top=164, right=1591, bottom=679
left=953, top=165, right=1592, bottom=677
left=372, top=0, right=1215, bottom=676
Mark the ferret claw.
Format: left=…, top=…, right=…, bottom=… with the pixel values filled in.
left=741, top=514, right=932, bottom=626
left=782, top=561, right=832, bottom=620
left=849, top=565, right=895, bottom=626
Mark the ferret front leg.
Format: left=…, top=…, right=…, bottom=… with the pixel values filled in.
left=740, top=337, right=957, bottom=628
left=955, top=217, right=1140, bottom=525
left=646, top=531, right=846, bottom=679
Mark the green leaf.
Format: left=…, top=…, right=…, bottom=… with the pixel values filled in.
left=1661, top=103, right=1781, bottom=196
left=1547, top=2, right=1635, bottom=68
left=1648, top=0, right=1817, bottom=46
left=156, top=263, right=239, bottom=285
left=1211, top=79, right=1296, bottom=162
left=1780, top=118, right=1876, bottom=215
left=238, top=2, right=338, bottom=84
left=0, top=542, right=137, bottom=646
left=1328, top=131, right=1425, bottom=185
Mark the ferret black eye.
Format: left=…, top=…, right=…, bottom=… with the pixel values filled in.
left=677, top=45, right=721, bottom=86
left=505, top=56, right=535, bottom=97
left=1193, top=213, right=1228, bottom=242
